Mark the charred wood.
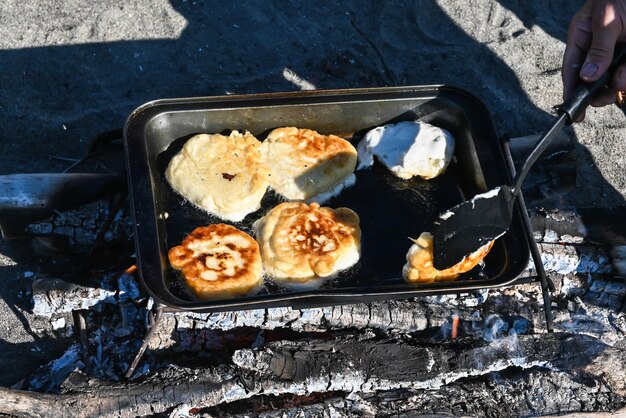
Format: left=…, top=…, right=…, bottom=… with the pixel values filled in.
left=0, top=333, right=624, bottom=418
left=231, top=333, right=626, bottom=396
left=210, top=370, right=626, bottom=418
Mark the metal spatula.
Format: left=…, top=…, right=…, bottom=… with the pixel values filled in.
left=433, top=44, right=626, bottom=270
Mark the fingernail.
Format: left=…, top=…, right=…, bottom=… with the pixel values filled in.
left=581, top=63, right=599, bottom=79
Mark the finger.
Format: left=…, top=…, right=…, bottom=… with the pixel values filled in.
left=580, top=1, right=622, bottom=82
left=562, top=3, right=593, bottom=99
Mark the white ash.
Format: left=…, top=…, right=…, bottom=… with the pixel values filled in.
left=26, top=270, right=151, bottom=386
left=561, top=275, right=588, bottom=297
left=31, top=277, right=117, bottom=317
left=545, top=210, right=588, bottom=242
left=538, top=244, right=579, bottom=275
left=420, top=289, right=490, bottom=308
left=521, top=244, right=611, bottom=279
left=230, top=337, right=552, bottom=397
left=552, top=296, right=626, bottom=346
left=25, top=201, right=133, bottom=249
left=163, top=302, right=425, bottom=335
left=542, top=229, right=559, bottom=243
left=22, top=263, right=626, bottom=415
left=51, top=317, right=66, bottom=330
left=27, top=344, right=84, bottom=391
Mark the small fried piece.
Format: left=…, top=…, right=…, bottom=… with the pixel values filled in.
left=402, top=232, right=493, bottom=283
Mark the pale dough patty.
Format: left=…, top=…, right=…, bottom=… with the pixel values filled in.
left=166, top=131, right=270, bottom=222
left=253, top=202, right=361, bottom=290
left=168, top=224, right=263, bottom=300
left=260, top=127, right=357, bottom=200
left=357, top=121, right=455, bottom=180
left=402, top=232, right=493, bottom=283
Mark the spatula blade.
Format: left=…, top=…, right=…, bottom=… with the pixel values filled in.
left=432, top=185, right=515, bottom=270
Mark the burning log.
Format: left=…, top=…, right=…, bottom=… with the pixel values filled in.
left=151, top=295, right=544, bottom=353
left=231, top=333, right=626, bottom=396
left=0, top=333, right=624, bottom=417
left=206, top=370, right=626, bottom=418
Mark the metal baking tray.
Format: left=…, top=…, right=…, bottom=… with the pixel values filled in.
left=124, top=86, right=530, bottom=312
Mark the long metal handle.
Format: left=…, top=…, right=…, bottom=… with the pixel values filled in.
left=513, top=113, right=567, bottom=194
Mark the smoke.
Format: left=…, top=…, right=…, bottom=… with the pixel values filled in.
left=440, top=320, right=453, bottom=339
left=468, top=314, right=524, bottom=371
left=482, top=315, right=506, bottom=342
left=441, top=312, right=530, bottom=344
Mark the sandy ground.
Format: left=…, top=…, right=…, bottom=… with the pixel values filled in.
left=0, top=0, right=624, bottom=385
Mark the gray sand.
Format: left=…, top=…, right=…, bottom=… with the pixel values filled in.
left=1, top=0, right=623, bottom=385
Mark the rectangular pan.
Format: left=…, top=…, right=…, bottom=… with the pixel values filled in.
left=124, top=86, right=530, bottom=312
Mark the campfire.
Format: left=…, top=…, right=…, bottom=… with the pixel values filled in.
left=1, top=90, right=626, bottom=418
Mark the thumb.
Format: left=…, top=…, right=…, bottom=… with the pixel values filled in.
left=580, top=3, right=622, bottom=81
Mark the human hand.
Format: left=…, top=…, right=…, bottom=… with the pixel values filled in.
left=562, top=0, right=626, bottom=117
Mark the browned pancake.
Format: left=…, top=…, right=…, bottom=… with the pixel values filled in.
left=253, top=202, right=361, bottom=289
left=168, top=224, right=263, bottom=300
left=260, top=127, right=357, bottom=200
left=402, top=232, right=494, bottom=283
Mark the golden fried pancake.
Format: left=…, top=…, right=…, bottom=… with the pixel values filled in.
left=402, top=232, right=493, bottom=283
left=254, top=202, right=361, bottom=289
left=260, top=127, right=357, bottom=200
left=166, top=131, right=270, bottom=222
left=168, top=224, right=263, bottom=300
